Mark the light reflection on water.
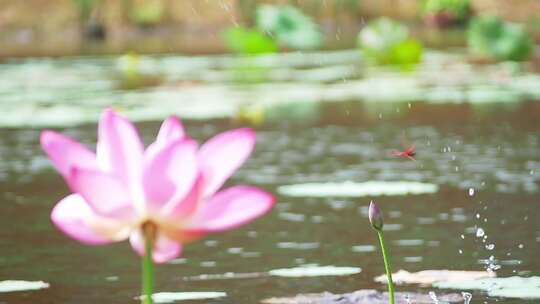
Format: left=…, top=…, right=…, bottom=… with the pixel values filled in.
left=0, top=101, right=538, bottom=303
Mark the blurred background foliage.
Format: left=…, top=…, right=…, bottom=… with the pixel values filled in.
left=0, top=0, right=539, bottom=59
left=467, top=15, right=532, bottom=61
left=357, top=18, right=423, bottom=67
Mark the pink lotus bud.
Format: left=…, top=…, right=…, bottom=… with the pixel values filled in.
left=369, top=201, right=383, bottom=231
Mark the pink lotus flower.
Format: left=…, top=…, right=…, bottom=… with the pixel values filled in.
left=41, top=109, right=275, bottom=263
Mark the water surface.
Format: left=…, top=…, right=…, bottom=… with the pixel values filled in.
left=0, top=99, right=539, bottom=303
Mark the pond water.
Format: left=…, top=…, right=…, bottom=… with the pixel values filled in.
left=0, top=53, right=539, bottom=303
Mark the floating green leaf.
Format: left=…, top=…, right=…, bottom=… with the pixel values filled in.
left=262, top=289, right=464, bottom=304
left=468, top=15, right=532, bottom=61
left=257, top=5, right=322, bottom=50
left=223, top=26, right=278, bottom=55
left=374, top=269, right=495, bottom=285
left=139, top=292, right=227, bottom=303
left=357, top=18, right=423, bottom=66
left=0, top=280, right=50, bottom=293
left=269, top=266, right=361, bottom=278
left=278, top=181, right=438, bottom=197
left=434, top=276, right=540, bottom=299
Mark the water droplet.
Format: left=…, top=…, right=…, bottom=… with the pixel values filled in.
left=518, top=244, right=524, bottom=249
left=458, top=249, right=463, bottom=254
left=408, top=102, right=411, bottom=109
left=429, top=291, right=439, bottom=303
left=476, top=228, right=485, bottom=238
left=462, top=292, right=472, bottom=304
left=486, top=244, right=495, bottom=250
left=460, top=234, right=465, bottom=239
left=468, top=188, right=475, bottom=196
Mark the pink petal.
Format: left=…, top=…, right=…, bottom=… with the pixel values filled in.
left=143, top=139, right=198, bottom=212
left=156, top=116, right=185, bottom=144
left=160, top=174, right=204, bottom=220
left=198, top=128, right=255, bottom=197
left=96, top=109, right=144, bottom=197
left=70, top=168, right=135, bottom=219
left=129, top=230, right=183, bottom=263
left=40, top=131, right=98, bottom=183
left=51, top=194, right=124, bottom=245
left=186, top=186, right=275, bottom=232
left=144, top=116, right=187, bottom=163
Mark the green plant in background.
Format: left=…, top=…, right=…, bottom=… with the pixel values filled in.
left=115, top=52, right=163, bottom=90
left=421, top=0, right=471, bottom=26
left=468, top=15, right=532, bottom=61
left=256, top=5, right=322, bottom=50
left=222, top=26, right=277, bottom=84
left=73, top=0, right=96, bottom=23
left=129, top=0, right=164, bottom=26
left=223, top=26, right=278, bottom=55
left=357, top=18, right=423, bottom=66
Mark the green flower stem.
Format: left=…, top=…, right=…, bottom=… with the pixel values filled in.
left=377, top=230, right=395, bottom=304
left=142, top=223, right=156, bottom=304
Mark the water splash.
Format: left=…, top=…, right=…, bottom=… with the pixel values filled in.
left=476, top=228, right=485, bottom=238
left=404, top=293, right=411, bottom=304
left=461, top=292, right=472, bottom=304
left=428, top=291, right=439, bottom=304
left=483, top=255, right=501, bottom=273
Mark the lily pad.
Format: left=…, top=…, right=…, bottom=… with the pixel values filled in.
left=434, top=276, right=540, bottom=299
left=0, top=280, right=50, bottom=293
left=278, top=181, right=438, bottom=198
left=374, top=269, right=494, bottom=286
left=139, top=292, right=227, bottom=303
left=262, top=289, right=463, bottom=304
left=269, top=266, right=361, bottom=278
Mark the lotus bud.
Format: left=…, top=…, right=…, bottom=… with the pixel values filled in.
left=369, top=201, right=384, bottom=231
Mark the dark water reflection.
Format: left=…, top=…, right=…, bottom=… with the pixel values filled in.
left=0, top=101, right=539, bottom=303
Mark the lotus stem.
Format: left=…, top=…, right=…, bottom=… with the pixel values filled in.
left=369, top=202, right=395, bottom=304
left=142, top=222, right=156, bottom=304
left=377, top=230, right=395, bottom=304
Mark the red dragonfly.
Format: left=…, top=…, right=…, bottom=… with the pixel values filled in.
left=392, top=144, right=416, bottom=161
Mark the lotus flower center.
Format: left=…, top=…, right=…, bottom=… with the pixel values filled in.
left=142, top=220, right=158, bottom=243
